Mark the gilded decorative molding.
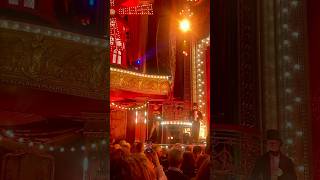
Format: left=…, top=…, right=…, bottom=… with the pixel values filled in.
left=0, top=19, right=108, bottom=48
left=0, top=28, right=108, bottom=100
left=110, top=69, right=170, bottom=95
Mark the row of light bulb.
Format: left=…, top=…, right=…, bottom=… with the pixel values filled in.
left=160, top=121, right=192, bottom=126
left=279, top=1, right=305, bottom=174
left=195, top=36, right=210, bottom=116
left=110, top=67, right=170, bottom=80
left=118, top=4, right=154, bottom=15
left=0, top=132, right=106, bottom=153
left=179, top=8, right=193, bottom=17
left=157, top=144, right=206, bottom=150
left=111, top=102, right=147, bottom=111
left=0, top=19, right=107, bottom=47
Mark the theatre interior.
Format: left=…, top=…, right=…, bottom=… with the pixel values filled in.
left=0, top=0, right=320, bottom=179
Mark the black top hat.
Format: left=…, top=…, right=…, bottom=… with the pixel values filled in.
left=266, top=129, right=282, bottom=141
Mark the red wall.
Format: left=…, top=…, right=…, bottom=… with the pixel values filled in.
left=307, top=0, right=320, bottom=179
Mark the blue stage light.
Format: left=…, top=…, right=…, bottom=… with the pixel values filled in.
left=89, top=0, right=95, bottom=6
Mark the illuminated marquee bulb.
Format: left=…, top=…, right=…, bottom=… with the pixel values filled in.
left=292, top=32, right=299, bottom=38
left=285, top=88, right=292, bottom=94
left=39, top=144, right=44, bottom=150
left=286, top=139, right=293, bottom=145
left=294, top=64, right=301, bottom=70
left=297, top=165, right=305, bottom=172
left=294, top=97, right=302, bottom=102
left=282, top=8, right=288, bottom=13
left=284, top=72, right=291, bottom=77
left=286, top=122, right=293, bottom=128
left=296, top=131, right=303, bottom=137
left=291, top=0, right=298, bottom=7
left=285, top=105, right=293, bottom=111
left=283, top=55, right=290, bottom=61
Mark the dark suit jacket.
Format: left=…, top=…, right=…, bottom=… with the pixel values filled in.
left=249, top=152, right=297, bottom=180
left=165, top=169, right=189, bottom=180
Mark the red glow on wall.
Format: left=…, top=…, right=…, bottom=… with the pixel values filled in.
left=121, top=0, right=139, bottom=7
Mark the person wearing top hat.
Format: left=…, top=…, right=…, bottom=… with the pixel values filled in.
left=190, top=103, right=202, bottom=144
left=249, top=129, right=297, bottom=180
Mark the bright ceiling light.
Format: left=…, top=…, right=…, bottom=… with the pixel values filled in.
left=179, top=19, right=191, bottom=32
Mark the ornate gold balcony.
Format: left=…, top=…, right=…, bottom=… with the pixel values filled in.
left=110, top=67, right=171, bottom=96
left=0, top=19, right=108, bottom=100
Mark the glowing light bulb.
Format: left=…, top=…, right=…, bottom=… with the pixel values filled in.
left=294, top=64, right=301, bottom=70
left=179, top=19, right=191, bottom=32
left=283, top=40, right=289, bottom=45
left=39, top=144, right=44, bottom=149
left=282, top=8, right=288, bottom=13
left=285, top=88, right=292, bottom=93
left=292, top=32, right=299, bottom=38
left=285, top=105, right=293, bottom=111
left=297, top=165, right=304, bottom=172
left=283, top=55, right=290, bottom=61
left=296, top=131, right=303, bottom=137
left=284, top=72, right=291, bottom=77
left=294, top=97, right=301, bottom=102
left=286, top=139, right=293, bottom=144
left=286, top=122, right=293, bottom=128
left=291, top=1, right=298, bottom=7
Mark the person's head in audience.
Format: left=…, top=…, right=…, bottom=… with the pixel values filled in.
left=185, top=145, right=192, bottom=152
left=152, top=144, right=162, bottom=157
left=113, top=144, right=121, bottom=150
left=110, top=148, right=156, bottom=180
left=120, top=140, right=131, bottom=154
left=196, top=154, right=209, bottom=169
left=193, top=145, right=202, bottom=161
left=181, top=151, right=196, bottom=178
left=132, top=142, right=144, bottom=154
left=168, top=147, right=184, bottom=169
left=173, top=143, right=183, bottom=151
left=195, top=157, right=211, bottom=180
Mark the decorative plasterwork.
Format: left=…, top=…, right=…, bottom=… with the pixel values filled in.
left=0, top=19, right=108, bottom=48
left=0, top=27, right=107, bottom=100
left=110, top=69, right=170, bottom=96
